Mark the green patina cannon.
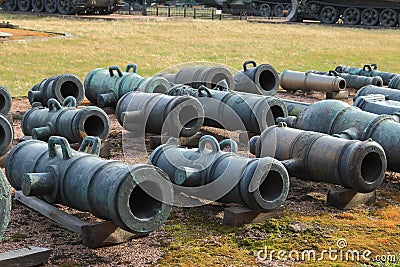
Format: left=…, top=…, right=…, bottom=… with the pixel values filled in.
left=0, top=170, right=11, bottom=241
left=22, top=97, right=109, bottom=143
left=155, top=65, right=235, bottom=90
left=116, top=91, right=204, bottom=137
left=28, top=74, right=85, bottom=107
left=6, top=136, right=173, bottom=234
left=233, top=60, right=279, bottom=96
left=0, top=113, right=13, bottom=156
left=277, top=99, right=400, bottom=172
left=166, top=85, right=287, bottom=134
left=249, top=123, right=386, bottom=193
left=0, top=86, right=12, bottom=115
left=149, top=135, right=289, bottom=211
left=353, top=94, right=400, bottom=118
left=281, top=99, right=310, bottom=117
left=355, top=85, right=400, bottom=102
left=335, top=64, right=397, bottom=86
left=280, top=70, right=346, bottom=93
left=309, top=70, right=383, bottom=90
left=84, top=65, right=172, bottom=108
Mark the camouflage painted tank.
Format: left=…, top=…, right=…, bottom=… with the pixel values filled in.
left=288, top=0, right=400, bottom=27
left=2, top=0, right=124, bottom=15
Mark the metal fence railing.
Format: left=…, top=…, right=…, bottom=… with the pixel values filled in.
left=116, top=5, right=288, bottom=21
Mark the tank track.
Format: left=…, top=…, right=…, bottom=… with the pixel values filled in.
left=1, top=0, right=123, bottom=15
left=294, top=0, right=400, bottom=27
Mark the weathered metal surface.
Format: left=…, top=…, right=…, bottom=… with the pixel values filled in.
left=5, top=136, right=173, bottom=234
left=167, top=85, right=288, bottom=134
left=353, top=94, right=400, bottom=119
left=282, top=99, right=310, bottom=117
left=84, top=65, right=172, bottom=108
left=355, top=85, right=400, bottom=103
left=280, top=70, right=346, bottom=93
left=233, top=60, right=279, bottom=96
left=309, top=70, right=383, bottom=90
left=388, top=75, right=400, bottom=89
left=277, top=99, right=400, bottom=172
left=0, top=114, right=14, bottom=156
left=156, top=65, right=235, bottom=90
left=149, top=135, right=289, bottom=211
left=28, top=74, right=84, bottom=107
left=0, top=86, right=12, bottom=115
left=335, top=64, right=397, bottom=85
left=22, top=97, right=110, bottom=143
left=249, top=123, right=386, bottom=192
left=0, top=170, right=11, bottom=241
left=116, top=91, right=204, bottom=137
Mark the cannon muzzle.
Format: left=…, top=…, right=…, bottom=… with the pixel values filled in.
left=22, top=97, right=110, bottom=143
left=28, top=74, right=84, bottom=107
left=6, top=136, right=173, bottom=234
left=149, top=135, right=289, bottom=211
left=249, top=124, right=386, bottom=193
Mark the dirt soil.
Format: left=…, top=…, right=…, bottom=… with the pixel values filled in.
left=1, top=90, right=397, bottom=266
left=0, top=27, right=59, bottom=41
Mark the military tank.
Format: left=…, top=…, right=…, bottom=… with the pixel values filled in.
left=1, top=0, right=124, bottom=14
left=202, top=0, right=292, bottom=16
left=287, top=0, right=400, bottom=27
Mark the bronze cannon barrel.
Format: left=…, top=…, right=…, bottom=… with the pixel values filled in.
left=156, top=65, right=235, bottom=90
left=277, top=100, right=400, bottom=172
left=22, top=97, right=110, bottom=143
left=28, top=74, right=85, bottom=107
left=116, top=91, right=204, bottom=137
left=280, top=70, right=346, bottom=93
left=309, top=70, right=383, bottom=90
left=149, top=135, right=289, bottom=211
left=353, top=94, right=400, bottom=118
left=84, top=65, right=172, bottom=108
left=233, top=60, right=279, bottom=96
left=6, top=136, right=173, bottom=234
left=0, top=86, right=12, bottom=115
left=355, top=85, right=400, bottom=102
left=166, top=85, right=288, bottom=134
left=249, top=124, right=386, bottom=193
left=335, top=64, right=397, bottom=86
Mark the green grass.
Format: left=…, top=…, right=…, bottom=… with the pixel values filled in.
left=1, top=13, right=400, bottom=96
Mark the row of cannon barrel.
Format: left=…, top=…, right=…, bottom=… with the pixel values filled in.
left=0, top=61, right=400, bottom=243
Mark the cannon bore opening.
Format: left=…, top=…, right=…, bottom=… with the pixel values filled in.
left=258, top=170, right=284, bottom=201
left=60, top=81, right=80, bottom=99
left=266, top=105, right=286, bottom=126
left=129, top=181, right=163, bottom=220
left=338, top=79, right=346, bottom=90
left=84, top=115, right=106, bottom=137
left=179, top=105, right=200, bottom=130
left=361, top=152, right=383, bottom=183
left=259, top=70, right=277, bottom=92
left=376, top=80, right=383, bottom=87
